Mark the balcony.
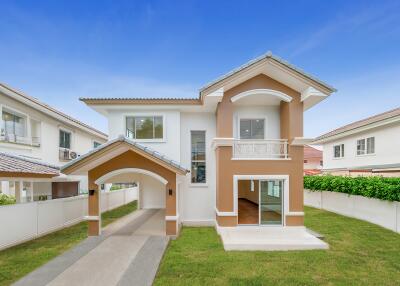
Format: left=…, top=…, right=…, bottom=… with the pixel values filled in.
left=0, top=133, right=41, bottom=147
left=232, top=139, right=288, bottom=160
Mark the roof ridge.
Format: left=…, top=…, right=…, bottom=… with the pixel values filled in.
left=0, top=83, right=108, bottom=138
left=316, top=107, right=400, bottom=140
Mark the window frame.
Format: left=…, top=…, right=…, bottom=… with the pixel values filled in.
left=333, top=144, right=344, bottom=159
left=1, top=107, right=27, bottom=138
left=356, top=136, right=375, bottom=156
left=190, top=130, right=207, bottom=185
left=59, top=129, right=72, bottom=150
left=125, top=114, right=166, bottom=142
left=238, top=117, right=267, bottom=140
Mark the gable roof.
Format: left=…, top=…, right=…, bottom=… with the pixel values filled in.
left=61, top=135, right=189, bottom=175
left=314, top=107, right=400, bottom=143
left=304, top=145, right=322, bottom=159
left=200, top=51, right=336, bottom=94
left=0, top=152, right=60, bottom=178
left=0, top=83, right=107, bottom=139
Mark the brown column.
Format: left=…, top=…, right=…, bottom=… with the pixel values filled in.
left=165, top=176, right=177, bottom=235
left=88, top=172, right=100, bottom=236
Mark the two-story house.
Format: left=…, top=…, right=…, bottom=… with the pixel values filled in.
left=304, top=145, right=323, bottom=175
left=313, top=107, right=400, bottom=177
left=0, top=83, right=107, bottom=202
left=61, top=52, right=335, bottom=250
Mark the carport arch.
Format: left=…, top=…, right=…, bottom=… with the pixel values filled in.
left=94, top=168, right=168, bottom=186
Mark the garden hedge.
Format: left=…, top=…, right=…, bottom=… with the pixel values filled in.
left=304, top=175, right=400, bottom=202
left=0, top=194, right=16, bottom=205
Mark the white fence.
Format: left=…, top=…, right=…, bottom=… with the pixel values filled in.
left=0, top=188, right=137, bottom=251
left=304, top=189, right=400, bottom=233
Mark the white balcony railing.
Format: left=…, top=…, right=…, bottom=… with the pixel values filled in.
left=233, top=139, right=288, bottom=159
left=0, top=134, right=41, bottom=147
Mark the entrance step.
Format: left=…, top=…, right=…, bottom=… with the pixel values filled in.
left=217, top=226, right=329, bottom=251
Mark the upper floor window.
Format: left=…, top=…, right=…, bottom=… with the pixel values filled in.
left=304, top=159, right=308, bottom=163
left=2, top=110, right=26, bottom=137
left=357, top=137, right=375, bottom=155
left=333, top=144, right=344, bottom=158
left=240, top=118, right=264, bottom=139
left=93, top=141, right=101, bottom=148
left=191, top=131, right=206, bottom=184
left=126, top=116, right=163, bottom=140
left=59, top=130, right=71, bottom=149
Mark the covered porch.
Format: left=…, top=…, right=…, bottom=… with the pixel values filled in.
left=61, top=136, right=188, bottom=237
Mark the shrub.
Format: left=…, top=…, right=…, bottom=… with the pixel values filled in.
left=304, top=175, right=400, bottom=202
left=0, top=194, right=16, bottom=205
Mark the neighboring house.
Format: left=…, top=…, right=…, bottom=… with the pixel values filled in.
left=61, top=52, right=335, bottom=250
left=304, top=145, right=323, bottom=175
left=313, top=107, right=400, bottom=177
left=0, top=83, right=107, bottom=202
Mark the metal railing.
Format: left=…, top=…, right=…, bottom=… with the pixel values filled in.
left=233, top=139, right=288, bottom=159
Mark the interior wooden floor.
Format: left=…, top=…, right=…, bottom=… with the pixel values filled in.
left=238, top=198, right=259, bottom=224
left=238, top=198, right=282, bottom=225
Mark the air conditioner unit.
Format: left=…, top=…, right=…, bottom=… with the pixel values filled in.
left=69, top=151, right=78, bottom=160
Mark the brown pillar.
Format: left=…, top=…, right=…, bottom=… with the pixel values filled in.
left=165, top=176, right=177, bottom=236
left=88, top=172, right=100, bottom=236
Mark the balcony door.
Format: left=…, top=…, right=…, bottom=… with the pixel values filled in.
left=259, top=180, right=283, bottom=225
left=239, top=118, right=265, bottom=139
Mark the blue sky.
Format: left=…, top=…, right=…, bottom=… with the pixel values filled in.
left=1, top=0, right=399, bottom=136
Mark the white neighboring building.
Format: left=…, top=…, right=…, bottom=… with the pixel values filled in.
left=0, top=83, right=108, bottom=201
left=313, top=107, right=400, bottom=177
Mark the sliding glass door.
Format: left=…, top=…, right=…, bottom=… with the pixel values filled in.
left=259, top=180, right=283, bottom=225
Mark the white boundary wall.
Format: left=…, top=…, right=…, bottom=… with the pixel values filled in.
left=304, top=189, right=400, bottom=233
left=0, top=187, right=137, bottom=250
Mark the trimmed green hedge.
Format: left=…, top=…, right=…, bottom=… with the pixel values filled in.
left=304, top=175, right=400, bottom=202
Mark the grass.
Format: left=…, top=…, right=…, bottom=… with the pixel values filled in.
left=155, top=207, right=400, bottom=286
left=0, top=200, right=137, bottom=286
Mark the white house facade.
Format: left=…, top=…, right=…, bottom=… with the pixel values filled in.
left=313, top=107, right=400, bottom=177
left=0, top=83, right=108, bottom=201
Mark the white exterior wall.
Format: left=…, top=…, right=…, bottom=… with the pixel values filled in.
left=179, top=112, right=216, bottom=225
left=233, top=106, right=280, bottom=139
left=0, top=188, right=137, bottom=250
left=0, top=92, right=106, bottom=166
left=322, top=123, right=400, bottom=170
left=107, top=109, right=181, bottom=161
left=139, top=176, right=165, bottom=209
left=304, top=190, right=400, bottom=233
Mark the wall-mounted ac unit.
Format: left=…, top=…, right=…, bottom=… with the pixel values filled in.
left=69, top=151, right=78, bottom=160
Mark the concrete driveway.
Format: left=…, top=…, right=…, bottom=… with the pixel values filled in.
left=13, top=209, right=169, bottom=286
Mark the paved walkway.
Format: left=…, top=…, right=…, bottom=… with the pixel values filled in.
left=13, top=209, right=169, bottom=286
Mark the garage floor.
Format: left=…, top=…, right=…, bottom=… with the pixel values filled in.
left=14, top=209, right=168, bottom=286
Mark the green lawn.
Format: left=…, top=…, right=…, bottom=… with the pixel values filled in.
left=155, top=207, right=400, bottom=286
left=0, top=200, right=137, bottom=286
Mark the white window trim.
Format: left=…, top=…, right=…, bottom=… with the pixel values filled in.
left=356, top=136, right=375, bottom=157
left=59, top=127, right=73, bottom=150
left=190, top=130, right=206, bottom=184
left=333, top=144, right=344, bottom=159
left=232, top=175, right=289, bottom=226
left=237, top=116, right=267, bottom=140
left=1, top=105, right=29, bottom=137
left=124, top=113, right=166, bottom=142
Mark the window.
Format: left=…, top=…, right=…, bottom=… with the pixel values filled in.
left=126, top=116, right=163, bottom=140
left=191, top=131, right=206, bottom=183
left=333, top=144, right=344, bottom=158
left=320, top=160, right=323, bottom=166
left=240, top=119, right=264, bottom=139
left=2, top=111, right=26, bottom=137
left=304, top=159, right=308, bottom=163
left=93, top=141, right=101, bottom=148
left=59, top=130, right=71, bottom=149
left=357, top=137, right=375, bottom=155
